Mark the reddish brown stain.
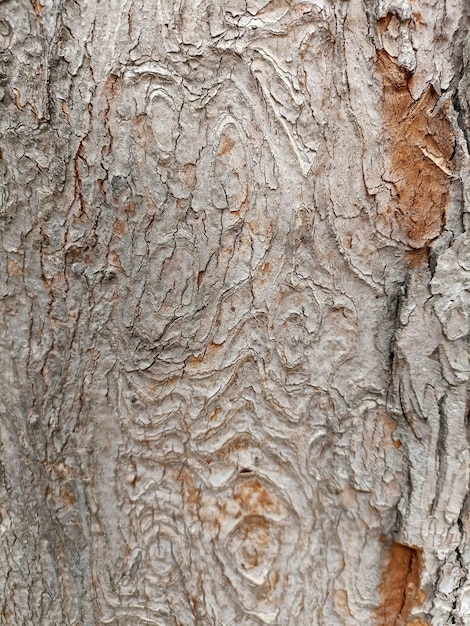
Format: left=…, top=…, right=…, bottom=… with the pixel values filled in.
left=235, top=478, right=281, bottom=516
left=256, top=0, right=289, bottom=17
left=377, top=14, right=393, bottom=33
left=31, top=0, right=43, bottom=14
left=209, top=407, right=221, bottom=422
left=180, top=163, right=196, bottom=190
left=186, top=342, right=223, bottom=369
left=377, top=542, right=425, bottom=626
left=61, top=101, right=71, bottom=123
left=405, top=248, right=429, bottom=269
left=376, top=50, right=454, bottom=254
left=113, top=220, right=127, bottom=235
left=217, top=134, right=235, bottom=156
left=61, top=487, right=76, bottom=507
left=99, top=75, right=119, bottom=125
left=233, top=515, right=271, bottom=568
left=7, top=258, right=22, bottom=276
left=191, top=595, right=200, bottom=619
left=186, top=353, right=204, bottom=367
left=127, top=201, right=136, bottom=217
left=182, top=468, right=201, bottom=522
left=412, top=12, right=426, bottom=28
left=380, top=411, right=402, bottom=449
left=12, top=88, right=22, bottom=109
left=271, top=569, right=280, bottom=586
left=109, top=250, right=123, bottom=270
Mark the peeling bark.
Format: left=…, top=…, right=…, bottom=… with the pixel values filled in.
left=0, top=1, right=469, bottom=624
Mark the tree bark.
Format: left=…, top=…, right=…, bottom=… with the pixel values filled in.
left=1, top=1, right=469, bottom=624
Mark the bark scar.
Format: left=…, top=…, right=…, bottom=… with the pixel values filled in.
left=376, top=50, right=454, bottom=252
left=377, top=541, right=426, bottom=625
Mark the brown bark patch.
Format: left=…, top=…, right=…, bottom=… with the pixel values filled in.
left=377, top=541, right=425, bottom=625
left=412, top=12, right=426, bottom=28
left=230, top=515, right=271, bottom=568
left=113, top=220, right=127, bottom=235
left=235, top=478, right=282, bottom=516
left=182, top=468, right=201, bottom=521
left=217, top=134, right=235, bottom=156
left=7, top=258, right=22, bottom=276
left=405, top=248, right=429, bottom=269
left=61, top=101, right=71, bottom=123
left=180, top=163, right=196, bottom=190
left=31, top=0, right=43, bottom=15
left=110, top=250, right=123, bottom=271
left=376, top=50, right=454, bottom=251
left=377, top=14, right=393, bottom=33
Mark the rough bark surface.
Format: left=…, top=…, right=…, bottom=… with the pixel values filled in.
left=0, top=1, right=469, bottom=624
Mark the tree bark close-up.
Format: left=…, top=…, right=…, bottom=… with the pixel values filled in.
left=1, top=1, right=470, bottom=624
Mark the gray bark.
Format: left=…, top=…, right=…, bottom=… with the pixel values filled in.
left=0, top=0, right=469, bottom=624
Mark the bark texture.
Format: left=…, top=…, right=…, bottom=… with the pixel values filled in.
left=0, top=1, right=469, bottom=624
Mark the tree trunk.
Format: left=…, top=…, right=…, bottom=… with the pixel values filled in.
left=1, top=1, right=469, bottom=624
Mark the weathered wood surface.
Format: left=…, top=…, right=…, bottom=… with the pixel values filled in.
left=0, top=1, right=469, bottom=624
